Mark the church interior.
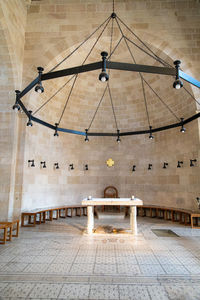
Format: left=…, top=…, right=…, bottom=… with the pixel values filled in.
left=0, top=0, right=200, bottom=299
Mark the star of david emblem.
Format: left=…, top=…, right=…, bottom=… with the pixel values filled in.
left=106, top=158, right=114, bottom=167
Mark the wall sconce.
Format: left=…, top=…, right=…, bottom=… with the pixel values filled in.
left=163, top=162, right=168, bottom=169
left=148, top=164, right=152, bottom=170
left=190, top=159, right=197, bottom=167
left=54, top=163, right=59, bottom=169
left=196, top=197, right=200, bottom=209
left=69, top=164, right=74, bottom=170
left=40, top=161, right=46, bottom=168
left=132, top=165, right=136, bottom=172
left=177, top=161, right=183, bottom=168
left=28, top=159, right=35, bottom=167
left=85, top=164, right=88, bottom=171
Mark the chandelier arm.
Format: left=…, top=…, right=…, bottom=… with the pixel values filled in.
left=88, top=85, right=108, bottom=131
left=179, top=70, right=200, bottom=89
left=48, top=15, right=111, bottom=73
left=33, top=75, right=76, bottom=115
left=19, top=76, right=40, bottom=98
left=107, top=83, right=119, bottom=130
left=143, top=78, right=180, bottom=121
left=183, top=87, right=200, bottom=106
left=116, top=15, right=172, bottom=68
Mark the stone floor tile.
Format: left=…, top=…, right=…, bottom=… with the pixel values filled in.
left=31, top=255, right=55, bottom=264
left=0, top=255, right=16, bottom=263
left=23, top=263, right=49, bottom=273
left=119, top=285, right=150, bottom=300
left=95, top=256, right=116, bottom=264
left=94, top=263, right=117, bottom=275
left=28, top=283, right=62, bottom=298
left=1, top=282, right=35, bottom=298
left=0, top=282, right=8, bottom=292
left=164, top=284, right=200, bottom=300
left=162, top=264, right=190, bottom=275
left=1, top=263, right=27, bottom=273
left=46, top=263, right=71, bottom=274
left=139, top=264, right=165, bottom=275
left=89, top=284, right=119, bottom=300
left=74, top=255, right=96, bottom=264
left=58, top=283, right=90, bottom=299
left=70, top=263, right=94, bottom=275
left=117, top=264, right=141, bottom=275
left=147, top=285, right=169, bottom=300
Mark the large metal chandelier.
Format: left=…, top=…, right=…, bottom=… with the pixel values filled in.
left=13, top=4, right=200, bottom=141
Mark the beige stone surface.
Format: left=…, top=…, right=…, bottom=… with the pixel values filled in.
left=0, top=0, right=199, bottom=221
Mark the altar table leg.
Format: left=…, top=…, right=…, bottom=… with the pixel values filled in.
left=130, top=206, right=137, bottom=235
left=87, top=206, right=94, bottom=234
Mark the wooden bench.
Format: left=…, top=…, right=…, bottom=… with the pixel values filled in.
left=0, top=220, right=20, bottom=238
left=21, top=205, right=87, bottom=227
left=0, top=223, right=13, bottom=244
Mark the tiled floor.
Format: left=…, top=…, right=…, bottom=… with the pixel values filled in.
left=0, top=216, right=200, bottom=299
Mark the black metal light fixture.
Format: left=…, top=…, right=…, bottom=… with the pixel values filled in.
left=132, top=165, right=136, bottom=172
left=177, top=161, right=183, bottom=168
left=27, top=111, right=33, bottom=127
left=85, top=164, right=88, bottom=171
left=28, top=159, right=35, bottom=167
left=54, top=163, right=59, bottom=169
left=85, top=129, right=89, bottom=142
left=69, top=164, right=74, bottom=170
left=148, top=164, right=152, bottom=170
left=12, top=90, right=21, bottom=112
left=163, top=162, right=168, bottom=169
left=40, top=161, right=46, bottom=168
left=149, top=126, right=154, bottom=139
left=173, top=60, right=183, bottom=89
left=54, top=123, right=59, bottom=137
left=13, top=5, right=200, bottom=138
left=180, top=118, right=186, bottom=133
left=116, top=129, right=121, bottom=143
left=35, top=67, right=44, bottom=93
left=99, top=51, right=109, bottom=82
left=190, top=159, right=197, bottom=167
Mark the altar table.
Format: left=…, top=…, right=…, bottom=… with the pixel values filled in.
left=82, top=198, right=143, bottom=235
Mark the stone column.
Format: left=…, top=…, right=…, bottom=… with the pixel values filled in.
left=130, top=206, right=137, bottom=235
left=87, top=205, right=94, bottom=234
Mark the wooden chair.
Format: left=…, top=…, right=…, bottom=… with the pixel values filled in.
left=102, top=186, right=120, bottom=212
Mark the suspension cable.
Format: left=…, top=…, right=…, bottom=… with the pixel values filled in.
left=116, top=15, right=172, bottom=68
left=183, top=86, right=200, bottom=106
left=108, top=83, right=118, bottom=130
left=49, top=15, right=111, bottom=72
left=88, top=85, right=108, bottom=131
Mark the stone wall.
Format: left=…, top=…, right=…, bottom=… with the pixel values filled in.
left=0, top=0, right=199, bottom=220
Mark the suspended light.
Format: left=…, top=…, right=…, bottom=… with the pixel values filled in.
left=99, top=52, right=109, bottom=82
left=149, top=126, right=154, bottom=139
left=27, top=111, right=33, bottom=127
left=12, top=102, right=20, bottom=112
left=54, top=163, right=59, bottom=169
left=132, top=165, right=136, bottom=172
left=54, top=123, right=59, bottom=137
left=35, top=67, right=44, bottom=93
left=116, top=129, right=121, bottom=143
left=85, top=129, right=89, bottom=142
left=180, top=118, right=186, bottom=133
left=173, top=60, right=183, bottom=89
left=28, top=159, right=35, bottom=167
left=40, top=161, right=46, bottom=168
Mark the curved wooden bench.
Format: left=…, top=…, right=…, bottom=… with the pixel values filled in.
left=0, top=220, right=19, bottom=244
left=21, top=205, right=87, bottom=227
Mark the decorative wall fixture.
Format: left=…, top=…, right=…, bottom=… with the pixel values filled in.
left=69, top=164, right=74, bottom=170
left=54, top=163, right=59, bottom=169
left=40, top=161, right=46, bottom=168
left=85, top=164, right=89, bottom=171
left=132, top=165, right=136, bottom=172
left=163, top=162, right=168, bottom=169
left=197, top=197, right=200, bottom=209
left=148, top=164, right=152, bottom=170
left=12, top=2, right=200, bottom=139
left=190, top=159, right=197, bottom=167
left=177, top=161, right=183, bottom=168
left=28, top=159, right=35, bottom=167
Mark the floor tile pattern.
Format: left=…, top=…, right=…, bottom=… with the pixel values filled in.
left=0, top=216, right=200, bottom=299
